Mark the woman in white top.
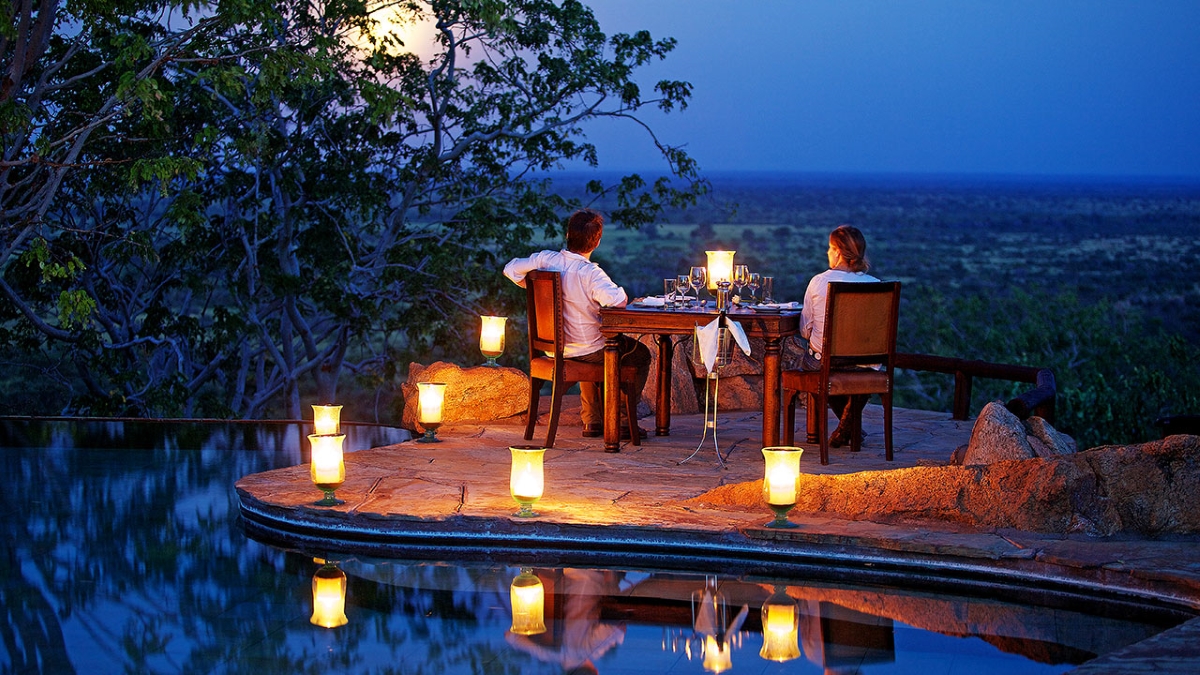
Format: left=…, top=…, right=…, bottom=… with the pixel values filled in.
left=799, top=225, right=879, bottom=448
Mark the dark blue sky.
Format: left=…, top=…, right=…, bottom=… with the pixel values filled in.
left=577, top=0, right=1200, bottom=179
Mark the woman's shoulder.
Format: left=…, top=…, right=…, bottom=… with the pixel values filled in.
left=828, top=269, right=879, bottom=282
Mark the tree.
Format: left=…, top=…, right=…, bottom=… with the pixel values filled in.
left=1, top=0, right=706, bottom=419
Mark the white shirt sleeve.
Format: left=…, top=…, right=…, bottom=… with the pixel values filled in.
left=503, top=251, right=550, bottom=287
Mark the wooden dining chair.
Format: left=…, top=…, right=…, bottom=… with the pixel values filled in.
left=523, top=270, right=640, bottom=448
left=782, top=281, right=901, bottom=465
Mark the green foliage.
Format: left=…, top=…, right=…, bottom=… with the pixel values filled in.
left=896, top=285, right=1200, bottom=449
left=0, top=0, right=703, bottom=420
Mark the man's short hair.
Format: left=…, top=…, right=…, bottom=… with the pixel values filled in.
left=566, top=209, right=604, bottom=254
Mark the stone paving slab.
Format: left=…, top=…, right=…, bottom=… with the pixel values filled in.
left=235, top=404, right=1200, bottom=674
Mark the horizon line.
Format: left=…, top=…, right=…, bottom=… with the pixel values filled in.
left=543, top=168, right=1200, bottom=187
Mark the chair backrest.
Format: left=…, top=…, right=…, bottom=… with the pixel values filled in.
left=823, top=281, right=901, bottom=364
left=525, top=270, right=564, bottom=361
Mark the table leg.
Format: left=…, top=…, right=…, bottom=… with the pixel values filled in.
left=763, top=337, right=783, bottom=448
left=604, top=335, right=621, bottom=452
left=654, top=334, right=673, bottom=436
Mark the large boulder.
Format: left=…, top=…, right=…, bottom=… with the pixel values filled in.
left=400, top=361, right=528, bottom=432
left=961, top=401, right=1036, bottom=464
left=694, top=434, right=1200, bottom=536
left=1025, top=416, right=1077, bottom=456
left=960, top=401, right=1076, bottom=465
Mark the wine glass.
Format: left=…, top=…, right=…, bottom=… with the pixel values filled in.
left=732, top=264, right=749, bottom=302
left=689, top=266, right=707, bottom=307
left=676, top=274, right=691, bottom=307
left=747, top=272, right=762, bottom=304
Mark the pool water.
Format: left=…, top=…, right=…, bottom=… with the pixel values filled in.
left=1, top=419, right=1189, bottom=674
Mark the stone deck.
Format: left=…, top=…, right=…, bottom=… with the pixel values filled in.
left=236, top=400, right=1200, bottom=674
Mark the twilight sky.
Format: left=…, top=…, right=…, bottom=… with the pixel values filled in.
left=573, top=0, right=1200, bottom=179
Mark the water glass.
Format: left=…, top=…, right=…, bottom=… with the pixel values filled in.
left=761, top=276, right=774, bottom=303
left=663, top=278, right=678, bottom=307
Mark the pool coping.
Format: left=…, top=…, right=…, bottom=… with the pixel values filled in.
left=234, top=418, right=1200, bottom=674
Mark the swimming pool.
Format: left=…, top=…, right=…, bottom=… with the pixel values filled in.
left=1, top=419, right=1189, bottom=674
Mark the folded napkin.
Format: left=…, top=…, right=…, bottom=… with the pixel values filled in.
left=638, top=296, right=666, bottom=306
left=696, top=316, right=751, bottom=375
left=757, top=301, right=801, bottom=309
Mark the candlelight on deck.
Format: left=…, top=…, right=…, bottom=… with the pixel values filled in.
left=509, top=445, right=546, bottom=517
left=312, top=404, right=342, bottom=435
left=309, top=433, right=346, bottom=506
left=480, top=315, right=507, bottom=367
left=761, top=446, right=803, bottom=529
left=417, top=382, right=447, bottom=443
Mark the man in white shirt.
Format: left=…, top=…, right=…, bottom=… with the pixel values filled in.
left=504, top=209, right=651, bottom=439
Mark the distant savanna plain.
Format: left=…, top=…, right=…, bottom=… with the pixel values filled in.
left=555, top=172, right=1200, bottom=450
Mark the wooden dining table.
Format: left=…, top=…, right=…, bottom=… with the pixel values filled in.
left=598, top=302, right=801, bottom=453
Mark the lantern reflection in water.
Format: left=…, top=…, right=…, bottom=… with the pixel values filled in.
left=508, top=569, right=547, bottom=635
left=760, top=586, right=801, bottom=662
left=310, top=561, right=349, bottom=628
left=702, top=635, right=733, bottom=673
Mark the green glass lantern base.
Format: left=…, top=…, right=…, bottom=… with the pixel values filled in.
left=314, top=487, right=345, bottom=507
left=416, top=429, right=441, bottom=443
left=482, top=354, right=501, bottom=367
left=513, top=499, right=539, bottom=518
left=764, top=503, right=798, bottom=529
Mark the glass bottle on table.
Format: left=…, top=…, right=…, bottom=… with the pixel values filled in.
left=761, top=276, right=775, bottom=304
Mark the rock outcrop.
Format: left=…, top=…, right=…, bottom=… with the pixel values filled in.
left=960, top=401, right=1076, bottom=465
left=400, top=361, right=528, bottom=432
left=694, top=434, right=1200, bottom=536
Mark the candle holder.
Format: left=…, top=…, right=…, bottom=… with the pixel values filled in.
left=761, top=446, right=803, bottom=528
left=510, top=445, right=546, bottom=517
left=309, top=433, right=346, bottom=506
left=417, top=382, right=447, bottom=443
left=705, top=250, right=736, bottom=293
left=312, top=403, right=342, bottom=436
left=509, top=568, right=547, bottom=635
left=480, top=315, right=507, bottom=367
